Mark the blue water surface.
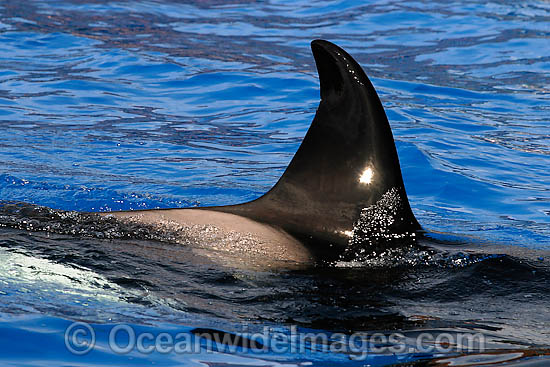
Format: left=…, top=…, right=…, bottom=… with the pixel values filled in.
left=0, top=0, right=549, bottom=366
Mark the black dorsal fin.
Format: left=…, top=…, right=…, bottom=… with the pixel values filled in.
left=211, top=40, right=420, bottom=248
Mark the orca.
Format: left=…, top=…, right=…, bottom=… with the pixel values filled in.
left=102, top=40, right=421, bottom=268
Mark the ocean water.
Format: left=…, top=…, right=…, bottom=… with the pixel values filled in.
left=0, top=0, right=549, bottom=366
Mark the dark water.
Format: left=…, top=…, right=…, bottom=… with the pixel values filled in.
left=0, top=0, right=549, bottom=366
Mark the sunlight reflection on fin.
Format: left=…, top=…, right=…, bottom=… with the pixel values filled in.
left=359, top=167, right=373, bottom=184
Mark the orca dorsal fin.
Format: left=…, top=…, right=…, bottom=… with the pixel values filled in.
left=212, top=40, right=420, bottom=249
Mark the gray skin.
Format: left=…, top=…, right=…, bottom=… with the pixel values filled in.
left=101, top=40, right=421, bottom=269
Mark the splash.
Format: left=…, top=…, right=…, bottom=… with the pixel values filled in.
left=0, top=201, right=178, bottom=242
left=340, top=188, right=417, bottom=262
